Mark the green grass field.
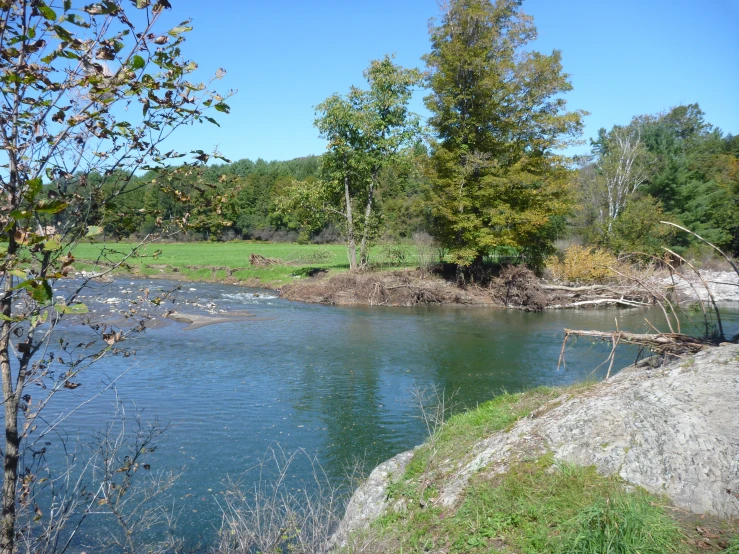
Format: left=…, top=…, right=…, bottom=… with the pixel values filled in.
left=70, top=241, right=421, bottom=287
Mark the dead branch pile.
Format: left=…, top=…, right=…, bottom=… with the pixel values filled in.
left=280, top=270, right=482, bottom=307
left=249, top=253, right=281, bottom=267
left=491, top=266, right=547, bottom=311
left=564, top=329, right=706, bottom=356
left=541, top=283, right=653, bottom=309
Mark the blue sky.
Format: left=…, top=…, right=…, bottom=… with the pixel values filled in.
left=164, top=0, right=739, bottom=163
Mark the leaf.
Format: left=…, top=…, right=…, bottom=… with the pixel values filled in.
left=214, top=102, right=230, bottom=114
left=43, top=238, right=62, bottom=251
left=53, top=24, right=72, bottom=42
left=36, top=199, right=68, bottom=214
left=204, top=116, right=220, bottom=127
left=131, top=55, right=145, bottom=70
left=54, top=302, right=89, bottom=314
left=168, top=25, right=192, bottom=36
left=31, top=280, right=53, bottom=303
left=85, top=226, right=103, bottom=238
left=38, top=4, right=57, bottom=20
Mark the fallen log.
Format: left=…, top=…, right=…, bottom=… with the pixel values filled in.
left=249, top=253, right=281, bottom=267
left=563, top=329, right=706, bottom=355
left=547, top=298, right=651, bottom=309
left=540, top=284, right=630, bottom=293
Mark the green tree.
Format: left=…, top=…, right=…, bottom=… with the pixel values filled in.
left=423, top=0, right=584, bottom=272
left=313, top=56, right=421, bottom=269
left=0, top=1, right=227, bottom=551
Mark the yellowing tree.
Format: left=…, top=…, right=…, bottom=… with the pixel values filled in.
left=424, top=0, right=585, bottom=272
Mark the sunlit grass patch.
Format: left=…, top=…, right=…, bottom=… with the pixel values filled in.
left=374, top=457, right=686, bottom=554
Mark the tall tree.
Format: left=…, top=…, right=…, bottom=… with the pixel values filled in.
left=423, top=0, right=584, bottom=272
left=313, top=56, right=421, bottom=269
left=592, top=123, right=655, bottom=233
left=0, top=1, right=227, bottom=551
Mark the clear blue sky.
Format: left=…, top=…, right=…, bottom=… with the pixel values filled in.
left=164, top=0, right=739, bottom=163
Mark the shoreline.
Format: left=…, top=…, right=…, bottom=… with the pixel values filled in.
left=77, top=264, right=739, bottom=311
left=333, top=343, right=739, bottom=550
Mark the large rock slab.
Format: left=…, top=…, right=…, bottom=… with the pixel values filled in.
left=337, top=344, right=739, bottom=544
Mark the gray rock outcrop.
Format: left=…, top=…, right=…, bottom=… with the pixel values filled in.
left=336, top=344, right=739, bottom=544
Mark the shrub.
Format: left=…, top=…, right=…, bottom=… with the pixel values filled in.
left=546, top=245, right=618, bottom=284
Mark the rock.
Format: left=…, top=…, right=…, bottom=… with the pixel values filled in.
left=330, top=450, right=414, bottom=548
left=336, top=344, right=739, bottom=543
left=663, top=270, right=739, bottom=303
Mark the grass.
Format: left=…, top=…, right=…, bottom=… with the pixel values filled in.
left=69, top=241, right=421, bottom=287
left=352, top=385, right=736, bottom=554
left=372, top=456, right=688, bottom=554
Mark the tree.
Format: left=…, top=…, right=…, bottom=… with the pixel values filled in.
left=312, top=56, right=421, bottom=270
left=0, top=1, right=228, bottom=551
left=423, top=0, right=584, bottom=272
left=591, top=123, right=655, bottom=233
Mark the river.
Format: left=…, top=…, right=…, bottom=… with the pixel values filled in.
left=28, top=278, right=739, bottom=550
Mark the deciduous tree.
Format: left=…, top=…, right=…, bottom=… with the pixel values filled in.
left=0, top=1, right=228, bottom=550
left=423, top=0, right=584, bottom=272
left=312, top=56, right=421, bottom=269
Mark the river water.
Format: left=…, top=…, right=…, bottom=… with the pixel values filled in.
left=31, top=278, right=739, bottom=549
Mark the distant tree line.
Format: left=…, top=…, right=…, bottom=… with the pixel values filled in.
left=64, top=0, right=738, bottom=272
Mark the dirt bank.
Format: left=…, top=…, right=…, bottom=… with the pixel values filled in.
left=280, top=266, right=679, bottom=311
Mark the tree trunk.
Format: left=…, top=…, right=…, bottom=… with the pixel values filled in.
left=359, top=175, right=376, bottom=269
left=1, top=234, right=18, bottom=554
left=344, top=174, right=357, bottom=271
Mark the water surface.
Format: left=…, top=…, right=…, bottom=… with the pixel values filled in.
left=33, top=279, right=739, bottom=548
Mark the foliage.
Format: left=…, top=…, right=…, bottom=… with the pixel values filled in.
left=423, top=0, right=584, bottom=271
left=304, top=55, right=422, bottom=270
left=546, top=245, right=619, bottom=284
left=371, top=385, right=685, bottom=554
left=607, top=195, right=677, bottom=255
left=0, top=0, right=228, bottom=550
left=574, top=104, right=739, bottom=257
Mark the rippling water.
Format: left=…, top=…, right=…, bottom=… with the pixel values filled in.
left=20, top=279, right=739, bottom=548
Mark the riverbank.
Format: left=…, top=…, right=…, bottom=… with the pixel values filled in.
left=333, top=343, right=739, bottom=552
left=71, top=241, right=739, bottom=310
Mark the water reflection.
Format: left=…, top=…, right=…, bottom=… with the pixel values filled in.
left=16, top=278, right=739, bottom=547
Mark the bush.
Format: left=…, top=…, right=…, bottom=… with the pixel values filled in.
left=546, top=245, right=618, bottom=284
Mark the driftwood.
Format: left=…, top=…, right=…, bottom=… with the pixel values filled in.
left=547, top=298, right=651, bottom=309
left=249, top=253, right=281, bottom=267
left=558, top=328, right=707, bottom=379
left=563, top=329, right=706, bottom=356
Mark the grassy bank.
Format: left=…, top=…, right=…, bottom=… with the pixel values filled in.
left=70, top=241, right=420, bottom=287
left=348, top=388, right=738, bottom=553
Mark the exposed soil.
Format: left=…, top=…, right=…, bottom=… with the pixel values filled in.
left=280, top=266, right=663, bottom=311
left=77, top=260, right=739, bottom=311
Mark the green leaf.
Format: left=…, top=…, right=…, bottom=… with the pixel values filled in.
left=36, top=199, right=68, bottom=214
left=85, top=226, right=104, bottom=238
left=9, top=270, right=26, bottom=279
left=38, top=4, right=57, bottom=20
left=54, top=302, right=89, bottom=315
left=24, top=178, right=43, bottom=202
left=204, top=116, right=220, bottom=127
left=43, top=238, right=62, bottom=251
left=131, top=55, right=145, bottom=70
left=31, top=280, right=53, bottom=303
left=214, top=102, right=230, bottom=114
left=168, top=25, right=193, bottom=36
